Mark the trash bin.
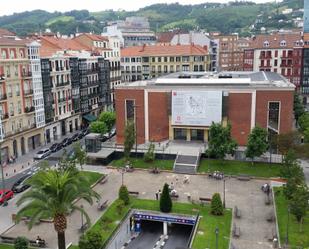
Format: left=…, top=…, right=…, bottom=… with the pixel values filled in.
left=273, top=237, right=278, bottom=248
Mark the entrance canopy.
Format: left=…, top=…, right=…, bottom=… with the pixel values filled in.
left=83, top=114, right=97, bottom=122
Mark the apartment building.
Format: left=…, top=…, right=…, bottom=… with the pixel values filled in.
left=0, top=37, right=45, bottom=162
left=102, top=17, right=156, bottom=47
left=212, top=34, right=250, bottom=71
left=73, top=33, right=121, bottom=105
left=243, top=32, right=303, bottom=89
left=121, top=44, right=210, bottom=82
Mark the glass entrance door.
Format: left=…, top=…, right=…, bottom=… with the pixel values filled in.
left=191, top=129, right=204, bottom=141
left=174, top=128, right=187, bottom=140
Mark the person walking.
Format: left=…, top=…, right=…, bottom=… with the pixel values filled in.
left=155, top=191, right=159, bottom=200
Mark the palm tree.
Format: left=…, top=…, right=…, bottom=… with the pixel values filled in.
left=16, top=169, right=100, bottom=249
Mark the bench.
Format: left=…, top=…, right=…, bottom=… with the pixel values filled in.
left=171, top=194, right=179, bottom=200
left=237, top=174, right=251, bottom=181
left=199, top=197, right=212, bottom=205
left=0, top=235, right=15, bottom=244
left=265, top=195, right=271, bottom=205
left=266, top=212, right=275, bottom=222
left=100, top=176, right=108, bottom=184
left=128, top=191, right=139, bottom=196
left=267, top=228, right=277, bottom=241
left=79, top=222, right=89, bottom=233
left=234, top=206, right=241, bottom=218
left=232, top=223, right=241, bottom=238
left=98, top=200, right=108, bottom=211
left=29, top=239, right=47, bottom=248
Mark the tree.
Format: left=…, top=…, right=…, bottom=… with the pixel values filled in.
left=144, top=143, right=155, bottom=163
left=298, top=113, right=309, bottom=132
left=206, top=123, right=237, bottom=159
left=245, top=126, right=268, bottom=162
left=160, top=183, right=172, bottom=213
left=16, top=169, right=100, bottom=249
left=280, top=150, right=304, bottom=182
left=124, top=121, right=135, bottom=160
left=14, top=237, right=29, bottom=249
left=118, top=185, right=130, bottom=205
left=98, top=112, right=116, bottom=132
left=304, top=128, right=309, bottom=143
left=73, top=142, right=87, bottom=170
left=210, top=193, right=224, bottom=216
left=58, top=150, right=77, bottom=173
left=293, top=93, right=305, bottom=123
left=273, top=131, right=301, bottom=156
left=90, top=121, right=107, bottom=135
left=289, top=184, right=309, bottom=232
left=79, top=230, right=103, bottom=249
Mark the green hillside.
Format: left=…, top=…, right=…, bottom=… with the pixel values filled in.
left=0, top=0, right=304, bottom=37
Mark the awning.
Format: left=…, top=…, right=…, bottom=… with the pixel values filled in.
left=83, top=114, right=97, bottom=122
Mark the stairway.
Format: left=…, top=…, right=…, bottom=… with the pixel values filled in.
left=173, top=154, right=201, bottom=174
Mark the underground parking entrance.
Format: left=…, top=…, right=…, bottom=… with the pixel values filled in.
left=106, top=210, right=198, bottom=249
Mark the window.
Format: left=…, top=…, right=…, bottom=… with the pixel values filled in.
left=263, top=41, right=269, bottom=47
left=170, top=57, right=174, bottom=62
left=280, top=40, right=286, bottom=47
left=274, top=59, right=277, bottom=66
left=125, top=99, right=135, bottom=122
left=268, top=102, right=280, bottom=131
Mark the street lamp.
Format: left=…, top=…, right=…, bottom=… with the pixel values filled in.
left=285, top=206, right=290, bottom=246
left=80, top=204, right=84, bottom=234
left=133, top=105, right=140, bottom=155
left=215, top=227, right=219, bottom=249
left=223, top=178, right=226, bottom=208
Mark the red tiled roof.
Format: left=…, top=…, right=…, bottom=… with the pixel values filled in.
left=121, top=44, right=208, bottom=57
left=250, top=33, right=302, bottom=49
left=0, top=37, right=28, bottom=46
left=78, top=33, right=109, bottom=42
left=0, top=28, right=16, bottom=37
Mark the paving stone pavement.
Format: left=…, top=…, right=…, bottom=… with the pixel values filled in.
left=3, top=168, right=276, bottom=249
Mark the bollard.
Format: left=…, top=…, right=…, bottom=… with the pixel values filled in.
left=14, top=169, right=16, bottom=173
left=22, top=165, right=24, bottom=169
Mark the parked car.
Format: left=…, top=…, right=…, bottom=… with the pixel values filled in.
left=0, top=189, right=14, bottom=204
left=49, top=143, right=62, bottom=153
left=110, top=127, right=116, bottom=137
left=34, top=148, right=51, bottom=160
left=71, top=133, right=79, bottom=142
left=61, top=138, right=70, bottom=147
left=101, top=134, right=108, bottom=142
left=81, top=128, right=90, bottom=137
left=11, top=175, right=31, bottom=193
left=77, top=132, right=84, bottom=139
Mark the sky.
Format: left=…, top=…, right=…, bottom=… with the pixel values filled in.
left=0, top=0, right=278, bottom=16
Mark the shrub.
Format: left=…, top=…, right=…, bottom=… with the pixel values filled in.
left=116, top=200, right=125, bottom=215
left=118, top=185, right=130, bottom=205
left=211, top=193, right=224, bottom=216
left=14, top=237, right=29, bottom=249
left=160, top=183, right=172, bottom=213
left=79, top=230, right=103, bottom=249
left=144, top=143, right=155, bottom=162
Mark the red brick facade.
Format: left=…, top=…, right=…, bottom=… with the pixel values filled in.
left=228, top=93, right=252, bottom=146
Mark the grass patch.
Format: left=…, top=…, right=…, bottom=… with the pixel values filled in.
left=110, top=157, right=174, bottom=170
left=71, top=198, right=232, bottom=249
left=0, top=244, right=14, bottom=249
left=274, top=187, right=309, bottom=248
left=198, top=159, right=281, bottom=178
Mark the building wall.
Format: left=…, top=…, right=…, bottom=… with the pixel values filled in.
left=228, top=93, right=252, bottom=146
left=115, top=89, right=145, bottom=144
left=148, top=92, right=169, bottom=142
left=255, top=90, right=294, bottom=134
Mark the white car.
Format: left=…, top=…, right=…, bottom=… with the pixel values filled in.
left=34, top=149, right=51, bottom=160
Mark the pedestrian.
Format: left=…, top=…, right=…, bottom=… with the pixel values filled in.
left=158, top=189, right=161, bottom=199
left=155, top=191, right=159, bottom=200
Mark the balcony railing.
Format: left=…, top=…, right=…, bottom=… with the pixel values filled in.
left=24, top=89, right=34, bottom=96
left=0, top=94, right=7, bottom=101
left=24, top=106, right=35, bottom=113
left=0, top=74, right=5, bottom=81
left=88, top=80, right=99, bottom=86
left=58, top=97, right=66, bottom=103
left=87, top=68, right=99, bottom=74
left=56, top=81, right=70, bottom=87
left=22, top=71, right=32, bottom=78
left=0, top=113, right=9, bottom=120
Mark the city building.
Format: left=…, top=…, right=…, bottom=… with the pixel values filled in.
left=120, top=44, right=210, bottom=82
left=212, top=34, right=250, bottom=71
left=243, top=32, right=303, bottom=89
left=301, top=1, right=309, bottom=106
left=102, top=17, right=156, bottom=47
left=0, top=36, right=46, bottom=162
left=73, top=33, right=121, bottom=104
left=115, top=71, right=294, bottom=146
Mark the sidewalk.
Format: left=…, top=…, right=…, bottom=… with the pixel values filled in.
left=1, top=130, right=80, bottom=179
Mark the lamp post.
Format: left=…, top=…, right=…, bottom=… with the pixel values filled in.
left=223, top=178, right=226, bottom=208
left=215, top=227, right=219, bottom=249
left=80, top=204, right=84, bottom=234
left=133, top=105, right=139, bottom=154
left=121, top=168, right=125, bottom=186
left=0, top=144, right=5, bottom=196
left=285, top=206, right=290, bottom=246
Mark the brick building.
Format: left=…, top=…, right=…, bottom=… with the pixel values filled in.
left=243, top=32, right=303, bottom=89
left=115, top=72, right=294, bottom=147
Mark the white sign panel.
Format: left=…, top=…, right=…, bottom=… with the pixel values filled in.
left=172, top=91, right=222, bottom=126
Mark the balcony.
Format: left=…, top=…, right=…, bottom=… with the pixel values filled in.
left=0, top=113, right=9, bottom=120
left=259, top=54, right=272, bottom=59
left=24, top=89, right=33, bottom=96
left=87, top=68, right=99, bottom=74
left=0, top=74, right=5, bottom=82
left=88, top=80, right=99, bottom=86
left=56, top=81, right=70, bottom=87
left=0, top=94, right=7, bottom=101
left=22, top=71, right=32, bottom=78
left=24, top=106, right=35, bottom=113
left=280, top=63, right=293, bottom=68
left=58, top=97, right=66, bottom=103
left=281, top=54, right=293, bottom=59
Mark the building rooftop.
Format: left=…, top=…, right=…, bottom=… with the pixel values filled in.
left=115, top=71, right=295, bottom=90
left=121, top=44, right=208, bottom=57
